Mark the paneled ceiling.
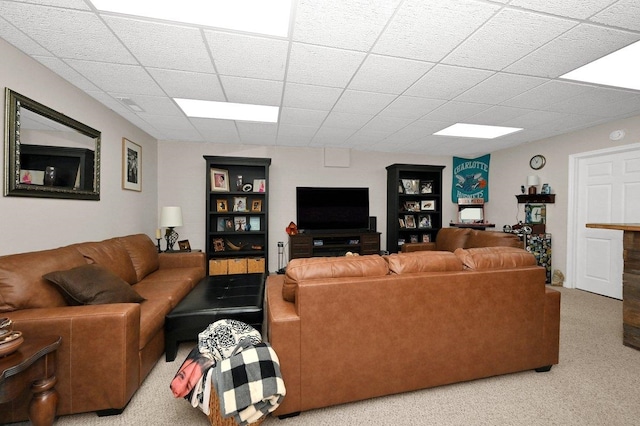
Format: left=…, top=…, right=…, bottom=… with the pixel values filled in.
left=1, top=0, right=640, bottom=156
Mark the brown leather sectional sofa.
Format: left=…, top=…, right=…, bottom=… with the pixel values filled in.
left=0, top=234, right=205, bottom=422
left=402, top=227, right=523, bottom=252
left=266, top=247, right=560, bottom=417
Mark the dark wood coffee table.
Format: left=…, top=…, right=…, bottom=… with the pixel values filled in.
left=0, top=335, right=61, bottom=426
left=164, top=273, right=265, bottom=361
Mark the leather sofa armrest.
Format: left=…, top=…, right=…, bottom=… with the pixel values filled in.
left=158, top=251, right=206, bottom=270
left=542, top=287, right=561, bottom=366
left=401, top=242, right=437, bottom=252
left=7, top=304, right=141, bottom=414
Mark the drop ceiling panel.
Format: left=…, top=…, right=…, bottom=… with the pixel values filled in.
left=311, top=127, right=357, bottom=146
left=323, top=111, right=374, bottom=129
left=454, top=73, right=546, bottom=105
left=287, top=43, right=366, bottom=87
left=0, top=17, right=51, bottom=56
left=219, top=76, right=283, bottom=105
left=33, top=56, right=100, bottom=91
left=443, top=9, right=577, bottom=71
left=107, top=94, right=183, bottom=116
left=66, top=60, right=164, bottom=95
left=466, top=106, right=533, bottom=126
left=236, top=122, right=278, bottom=145
left=509, top=0, right=618, bottom=20
left=348, top=55, right=434, bottom=94
left=189, top=118, right=240, bottom=144
left=282, top=83, right=343, bottom=110
left=380, top=96, right=446, bottom=119
left=591, top=0, right=640, bottom=31
left=19, top=0, right=90, bottom=9
left=423, top=101, right=492, bottom=122
left=104, top=17, right=214, bottom=73
left=373, top=0, right=500, bottom=62
left=405, top=65, right=494, bottom=100
left=332, top=90, right=397, bottom=115
left=293, top=0, right=400, bottom=51
left=147, top=68, right=225, bottom=101
left=547, top=86, right=638, bottom=115
left=360, top=115, right=414, bottom=134
left=276, top=124, right=318, bottom=146
left=502, top=80, right=593, bottom=109
left=137, top=114, right=194, bottom=131
left=279, top=107, right=328, bottom=127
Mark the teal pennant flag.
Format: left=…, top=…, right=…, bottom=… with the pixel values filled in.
left=452, top=154, right=490, bottom=202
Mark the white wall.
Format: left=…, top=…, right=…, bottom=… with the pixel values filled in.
left=0, top=38, right=158, bottom=255
left=157, top=141, right=453, bottom=272
left=487, top=114, right=640, bottom=285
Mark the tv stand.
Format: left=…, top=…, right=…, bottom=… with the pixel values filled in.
left=289, top=231, right=381, bottom=259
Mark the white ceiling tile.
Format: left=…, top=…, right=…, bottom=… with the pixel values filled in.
left=502, top=80, right=591, bottom=109
left=107, top=94, right=183, bottom=116
left=591, top=0, right=640, bottom=31
left=373, top=0, right=500, bottom=62
left=276, top=124, right=318, bottom=146
left=205, top=31, right=288, bottom=80
left=348, top=55, right=434, bottom=94
left=500, top=110, right=569, bottom=129
left=104, top=16, right=214, bottom=73
left=360, top=116, right=414, bottom=134
left=332, top=90, right=397, bottom=115
left=509, top=0, right=618, bottom=20
left=323, top=111, right=373, bottom=129
left=422, top=101, right=492, bottom=122
left=347, top=130, right=393, bottom=147
left=66, top=60, right=164, bottom=95
left=282, top=83, right=343, bottom=110
left=310, top=127, right=357, bottom=146
left=155, top=127, right=204, bottom=142
left=454, top=73, right=547, bottom=104
left=505, top=24, right=640, bottom=78
left=137, top=114, right=194, bottom=130
left=279, top=107, right=328, bottom=127
left=33, top=56, right=100, bottom=91
left=147, top=68, right=225, bottom=101
left=0, top=3, right=135, bottom=63
left=466, top=106, right=533, bottom=126
left=405, top=65, right=494, bottom=100
left=18, top=0, right=89, bottom=9
left=189, top=118, right=240, bottom=143
left=444, top=9, right=577, bottom=71
left=547, top=86, right=638, bottom=115
left=380, top=96, right=446, bottom=119
left=236, top=122, right=278, bottom=145
left=0, top=17, right=52, bottom=56
left=287, top=43, right=366, bottom=87
left=293, top=0, right=400, bottom=51
left=219, top=76, right=283, bottom=105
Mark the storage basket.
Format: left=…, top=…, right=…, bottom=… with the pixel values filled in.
left=209, top=259, right=228, bottom=275
left=227, top=258, right=248, bottom=274
left=207, top=387, right=265, bottom=426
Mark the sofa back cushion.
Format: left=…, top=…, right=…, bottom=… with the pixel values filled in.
left=385, top=251, right=463, bottom=274
left=118, top=234, right=159, bottom=282
left=283, top=255, right=389, bottom=302
left=0, top=246, right=87, bottom=312
left=435, top=228, right=471, bottom=252
left=73, top=238, right=138, bottom=284
left=465, top=230, right=522, bottom=249
left=454, top=247, right=537, bottom=270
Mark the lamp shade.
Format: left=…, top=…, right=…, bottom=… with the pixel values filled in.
left=160, top=206, right=183, bottom=227
left=526, top=175, right=540, bottom=187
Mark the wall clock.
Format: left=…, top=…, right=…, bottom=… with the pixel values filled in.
left=529, top=154, right=546, bottom=170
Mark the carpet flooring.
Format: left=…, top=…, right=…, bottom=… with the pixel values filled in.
left=10, top=287, right=640, bottom=425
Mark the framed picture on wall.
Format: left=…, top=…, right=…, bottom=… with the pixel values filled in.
left=122, top=138, right=141, bottom=191
left=211, top=168, right=229, bottom=192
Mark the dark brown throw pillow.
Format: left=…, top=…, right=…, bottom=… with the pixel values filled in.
left=43, top=264, right=145, bottom=305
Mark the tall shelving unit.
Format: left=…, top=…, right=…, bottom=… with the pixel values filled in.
left=386, top=164, right=445, bottom=253
left=204, top=156, right=271, bottom=275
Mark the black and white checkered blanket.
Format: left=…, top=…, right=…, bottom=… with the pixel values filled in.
left=213, top=342, right=286, bottom=425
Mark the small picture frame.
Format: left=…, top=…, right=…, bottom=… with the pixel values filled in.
left=234, top=216, right=247, bottom=231
left=253, top=179, right=266, bottom=193
left=216, top=199, right=228, bottom=212
left=211, top=168, right=229, bottom=192
left=178, top=240, right=191, bottom=251
left=398, top=218, right=406, bottom=228
left=401, top=179, right=420, bottom=195
left=249, top=216, right=261, bottom=231
left=213, top=238, right=225, bottom=252
left=404, top=201, right=420, bottom=212
left=422, top=234, right=431, bottom=243
left=410, top=234, right=418, bottom=243
left=216, top=217, right=227, bottom=232
left=418, top=214, right=432, bottom=229
left=421, top=180, right=433, bottom=194
left=233, top=197, right=248, bottom=212
left=421, top=200, right=436, bottom=211
left=224, top=218, right=234, bottom=231
left=404, top=215, right=416, bottom=229
left=251, top=199, right=262, bottom=212
left=122, top=138, right=142, bottom=192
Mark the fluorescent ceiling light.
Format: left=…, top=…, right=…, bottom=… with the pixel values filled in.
left=175, top=98, right=279, bottom=123
left=90, top=0, right=292, bottom=37
left=434, top=123, right=522, bottom=139
left=560, top=40, right=640, bottom=91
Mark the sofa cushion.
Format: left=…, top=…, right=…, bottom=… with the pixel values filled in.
left=454, top=247, right=537, bottom=270
left=385, top=251, right=463, bottom=274
left=0, top=246, right=87, bottom=312
left=73, top=238, right=138, bottom=284
left=43, top=264, right=145, bottom=305
left=118, top=234, right=160, bottom=282
left=465, top=230, right=522, bottom=249
left=435, top=228, right=471, bottom=252
left=283, top=255, right=389, bottom=302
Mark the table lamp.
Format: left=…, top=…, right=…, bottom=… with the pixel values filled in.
left=160, top=206, right=183, bottom=251
left=527, top=175, right=540, bottom=195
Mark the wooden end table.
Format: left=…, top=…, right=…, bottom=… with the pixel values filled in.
left=0, top=335, right=61, bottom=426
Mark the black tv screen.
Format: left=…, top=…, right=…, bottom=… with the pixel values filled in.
left=296, top=187, right=369, bottom=232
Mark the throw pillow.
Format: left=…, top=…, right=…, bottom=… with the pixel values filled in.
left=43, top=264, right=145, bottom=305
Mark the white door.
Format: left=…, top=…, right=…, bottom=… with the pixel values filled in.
left=573, top=147, right=640, bottom=299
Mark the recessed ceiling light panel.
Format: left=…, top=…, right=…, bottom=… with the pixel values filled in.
left=434, top=123, right=522, bottom=139
left=90, top=0, right=292, bottom=37
left=175, top=98, right=279, bottom=123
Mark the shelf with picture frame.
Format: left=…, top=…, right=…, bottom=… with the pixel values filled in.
left=205, top=156, right=271, bottom=274
left=387, top=164, right=445, bottom=253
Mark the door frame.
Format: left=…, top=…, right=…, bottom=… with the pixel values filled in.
left=566, top=142, right=640, bottom=289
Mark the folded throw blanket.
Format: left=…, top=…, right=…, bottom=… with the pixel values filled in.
left=214, top=342, right=286, bottom=425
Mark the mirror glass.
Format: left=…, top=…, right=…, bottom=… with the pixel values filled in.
left=459, top=207, right=483, bottom=223
left=4, top=89, right=101, bottom=200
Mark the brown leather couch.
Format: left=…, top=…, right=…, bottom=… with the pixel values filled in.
left=266, top=247, right=560, bottom=417
left=0, top=234, right=205, bottom=422
left=402, top=227, right=522, bottom=252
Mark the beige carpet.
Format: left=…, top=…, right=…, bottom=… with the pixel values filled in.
left=12, top=287, right=640, bottom=425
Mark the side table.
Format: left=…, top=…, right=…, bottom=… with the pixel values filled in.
left=0, top=335, right=62, bottom=426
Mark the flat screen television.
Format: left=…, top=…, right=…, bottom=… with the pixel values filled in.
left=296, top=187, right=370, bottom=232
